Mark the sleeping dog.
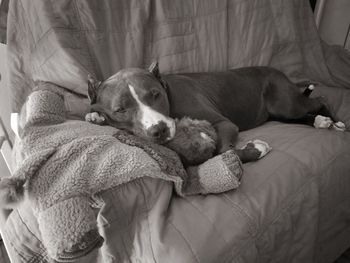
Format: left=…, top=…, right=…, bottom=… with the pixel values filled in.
left=86, top=62, right=345, bottom=163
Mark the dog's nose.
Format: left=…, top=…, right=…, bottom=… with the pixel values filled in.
left=148, top=122, right=169, bottom=140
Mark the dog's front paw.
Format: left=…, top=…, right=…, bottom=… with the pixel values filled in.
left=238, top=143, right=262, bottom=162
left=254, top=140, right=272, bottom=159
left=0, top=177, right=26, bottom=208
left=85, top=112, right=105, bottom=125
left=238, top=139, right=272, bottom=162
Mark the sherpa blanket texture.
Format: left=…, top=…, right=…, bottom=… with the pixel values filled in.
left=12, top=88, right=242, bottom=260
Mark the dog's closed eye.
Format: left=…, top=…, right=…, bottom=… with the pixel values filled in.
left=151, top=89, right=160, bottom=99
left=114, top=107, right=127, bottom=114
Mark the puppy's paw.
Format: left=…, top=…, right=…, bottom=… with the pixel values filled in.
left=85, top=112, right=105, bottom=124
left=314, top=115, right=333, bottom=129
left=0, top=177, right=26, bottom=208
left=331, top=121, right=346, bottom=132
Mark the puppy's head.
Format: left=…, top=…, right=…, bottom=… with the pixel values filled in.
left=88, top=62, right=175, bottom=144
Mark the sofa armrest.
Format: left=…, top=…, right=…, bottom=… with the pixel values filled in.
left=312, top=85, right=350, bottom=128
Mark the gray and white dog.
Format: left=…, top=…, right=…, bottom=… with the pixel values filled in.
left=86, top=62, right=345, bottom=163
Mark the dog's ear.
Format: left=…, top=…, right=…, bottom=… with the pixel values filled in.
left=87, top=74, right=101, bottom=104
left=148, top=61, right=169, bottom=91
left=148, top=61, right=161, bottom=79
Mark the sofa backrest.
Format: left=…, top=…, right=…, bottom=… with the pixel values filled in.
left=6, top=0, right=349, bottom=113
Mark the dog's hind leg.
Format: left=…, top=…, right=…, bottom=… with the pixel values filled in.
left=289, top=96, right=347, bottom=130
left=266, top=86, right=346, bottom=131
left=302, top=84, right=315, bottom=97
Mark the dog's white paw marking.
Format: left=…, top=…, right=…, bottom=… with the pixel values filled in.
left=85, top=112, right=105, bottom=124
left=314, top=115, right=333, bottom=129
left=242, top=139, right=272, bottom=159
left=332, top=121, right=346, bottom=132
left=313, top=116, right=346, bottom=132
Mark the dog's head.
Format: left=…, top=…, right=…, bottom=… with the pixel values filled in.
left=88, top=62, right=175, bottom=144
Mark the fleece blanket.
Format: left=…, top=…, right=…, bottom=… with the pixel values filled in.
left=11, top=87, right=242, bottom=260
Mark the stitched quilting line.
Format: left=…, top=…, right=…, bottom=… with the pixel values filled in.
left=223, top=174, right=317, bottom=262
left=99, top=179, right=163, bottom=261
left=227, top=0, right=320, bottom=68
left=16, top=210, right=44, bottom=248
left=145, top=31, right=195, bottom=47
left=310, top=151, right=350, bottom=206
left=221, top=193, right=256, bottom=235
left=8, top=210, right=49, bottom=262
left=114, top=181, right=141, bottom=262
left=225, top=140, right=350, bottom=261
left=231, top=36, right=321, bottom=68
left=227, top=0, right=273, bottom=60
left=145, top=8, right=227, bottom=45
left=152, top=46, right=198, bottom=60
left=183, top=197, right=229, bottom=246
left=192, top=19, right=204, bottom=69
left=5, top=230, right=48, bottom=263
left=254, top=171, right=316, bottom=239
left=244, top=136, right=350, bottom=233
left=228, top=0, right=273, bottom=12
left=99, top=187, right=134, bottom=261
left=16, top=216, right=50, bottom=262
left=128, top=20, right=140, bottom=63
left=72, top=0, right=100, bottom=78
left=139, top=180, right=157, bottom=263
left=279, top=134, right=350, bottom=176
left=148, top=7, right=228, bottom=26
left=17, top=0, right=35, bottom=50
left=163, top=64, right=193, bottom=74
left=167, top=220, right=201, bottom=263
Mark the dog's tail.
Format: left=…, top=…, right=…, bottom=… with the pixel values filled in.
left=296, top=81, right=316, bottom=97
left=302, top=84, right=315, bottom=97
left=0, top=177, right=26, bottom=209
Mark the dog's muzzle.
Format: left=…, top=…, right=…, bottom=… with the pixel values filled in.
left=146, top=119, right=175, bottom=144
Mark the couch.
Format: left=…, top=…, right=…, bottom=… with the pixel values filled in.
left=1, top=0, right=350, bottom=262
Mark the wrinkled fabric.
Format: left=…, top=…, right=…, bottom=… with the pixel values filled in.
left=0, top=0, right=9, bottom=43
left=4, top=0, right=350, bottom=262
left=7, top=0, right=350, bottom=114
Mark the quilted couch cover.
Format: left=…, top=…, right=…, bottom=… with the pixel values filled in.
left=2, top=0, right=350, bottom=262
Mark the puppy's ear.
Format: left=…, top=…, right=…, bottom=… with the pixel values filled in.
left=87, top=74, right=101, bottom=104
left=148, top=61, right=161, bottom=79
